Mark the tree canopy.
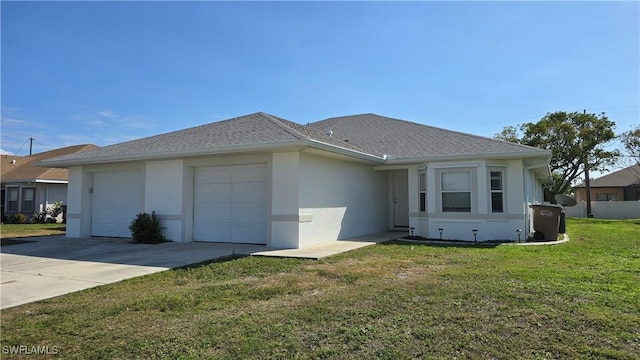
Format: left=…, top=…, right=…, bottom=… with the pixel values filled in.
left=495, top=111, right=619, bottom=196
left=620, top=125, right=640, bottom=165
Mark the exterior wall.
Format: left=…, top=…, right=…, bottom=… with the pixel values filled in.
left=66, top=166, right=92, bottom=237
left=271, top=152, right=301, bottom=249
left=575, top=187, right=625, bottom=202
left=145, top=160, right=184, bottom=242
left=412, top=159, right=528, bottom=242
left=298, top=151, right=388, bottom=247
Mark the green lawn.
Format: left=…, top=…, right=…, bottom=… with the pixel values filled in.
left=0, top=223, right=66, bottom=240
left=1, top=218, right=638, bottom=359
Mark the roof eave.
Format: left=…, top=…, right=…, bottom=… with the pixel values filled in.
left=37, top=141, right=310, bottom=168
left=382, top=149, right=552, bottom=165
left=308, top=139, right=386, bottom=163
left=1, top=179, right=68, bottom=184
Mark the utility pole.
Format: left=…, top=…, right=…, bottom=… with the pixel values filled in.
left=582, top=110, right=593, bottom=218
left=584, top=161, right=593, bottom=218
left=29, top=137, right=34, bottom=155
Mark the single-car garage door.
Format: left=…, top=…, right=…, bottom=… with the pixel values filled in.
left=193, top=164, right=267, bottom=244
left=91, top=170, right=144, bottom=237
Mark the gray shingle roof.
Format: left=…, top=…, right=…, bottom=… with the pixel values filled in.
left=575, top=164, right=640, bottom=188
left=310, top=113, right=544, bottom=159
left=42, top=112, right=548, bottom=166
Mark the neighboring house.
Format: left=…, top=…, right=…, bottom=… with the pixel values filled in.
left=574, top=164, right=640, bottom=202
left=1, top=144, right=98, bottom=222
left=41, top=113, right=551, bottom=247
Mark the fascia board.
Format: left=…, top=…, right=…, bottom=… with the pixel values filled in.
left=382, top=149, right=552, bottom=165
left=307, top=139, right=386, bottom=163
left=0, top=179, right=68, bottom=184
left=36, top=141, right=310, bottom=168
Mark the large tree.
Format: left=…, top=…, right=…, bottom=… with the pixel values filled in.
left=620, top=125, right=640, bottom=165
left=495, top=111, right=619, bottom=197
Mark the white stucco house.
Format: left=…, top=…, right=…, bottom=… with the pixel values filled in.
left=41, top=113, right=551, bottom=248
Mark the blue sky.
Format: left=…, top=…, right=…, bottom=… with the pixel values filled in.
left=2, top=1, right=638, bottom=169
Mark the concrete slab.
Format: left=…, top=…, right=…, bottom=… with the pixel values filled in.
left=251, top=231, right=402, bottom=259
left=1, top=236, right=266, bottom=309
left=1, top=231, right=402, bottom=308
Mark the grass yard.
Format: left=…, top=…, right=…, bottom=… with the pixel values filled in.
left=1, top=218, right=638, bottom=359
left=0, top=223, right=66, bottom=240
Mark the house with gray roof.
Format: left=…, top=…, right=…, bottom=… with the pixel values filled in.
left=574, top=164, right=640, bottom=202
left=41, top=112, right=551, bottom=247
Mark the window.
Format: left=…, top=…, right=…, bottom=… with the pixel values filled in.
left=490, top=171, right=504, bottom=213
left=441, top=171, right=471, bottom=212
left=7, top=187, right=18, bottom=212
left=595, top=193, right=618, bottom=201
left=419, top=172, right=426, bottom=212
left=22, top=188, right=35, bottom=213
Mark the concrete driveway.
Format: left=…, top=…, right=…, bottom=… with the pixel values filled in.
left=1, top=236, right=267, bottom=309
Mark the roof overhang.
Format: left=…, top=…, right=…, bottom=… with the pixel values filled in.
left=37, top=139, right=550, bottom=171
left=1, top=179, right=68, bottom=185
left=37, top=139, right=386, bottom=168
left=380, top=149, right=552, bottom=165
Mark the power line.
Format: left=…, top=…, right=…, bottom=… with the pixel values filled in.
left=13, top=137, right=50, bottom=156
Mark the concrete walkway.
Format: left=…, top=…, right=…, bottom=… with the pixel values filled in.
left=1, top=232, right=401, bottom=309
left=252, top=231, right=402, bottom=259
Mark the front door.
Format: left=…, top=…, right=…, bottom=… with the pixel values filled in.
left=393, top=170, right=409, bottom=227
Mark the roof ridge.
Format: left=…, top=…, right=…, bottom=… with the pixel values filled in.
left=256, top=112, right=310, bottom=141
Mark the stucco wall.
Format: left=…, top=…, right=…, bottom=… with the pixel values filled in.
left=145, top=159, right=184, bottom=242
left=271, top=152, right=301, bottom=249
left=298, top=151, right=388, bottom=247
left=414, top=159, right=528, bottom=241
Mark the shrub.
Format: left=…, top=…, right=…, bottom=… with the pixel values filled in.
left=129, top=211, right=167, bottom=244
left=10, top=213, right=27, bottom=224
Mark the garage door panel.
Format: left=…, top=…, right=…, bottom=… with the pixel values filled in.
left=207, top=204, right=233, bottom=221
left=193, top=164, right=267, bottom=244
left=232, top=203, right=267, bottom=219
left=193, top=223, right=231, bottom=242
left=195, top=167, right=232, bottom=183
left=231, top=183, right=267, bottom=202
left=91, top=170, right=144, bottom=238
left=232, top=223, right=266, bottom=242
left=196, top=183, right=232, bottom=202
left=232, top=164, right=267, bottom=182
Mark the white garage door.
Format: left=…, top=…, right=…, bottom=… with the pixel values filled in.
left=193, top=164, right=267, bottom=244
left=91, top=170, right=144, bottom=237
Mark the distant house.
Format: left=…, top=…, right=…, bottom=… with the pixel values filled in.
left=1, top=145, right=98, bottom=222
left=41, top=113, right=551, bottom=247
left=574, top=164, right=640, bottom=202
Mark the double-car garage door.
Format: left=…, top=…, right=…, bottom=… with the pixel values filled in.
left=193, top=164, right=267, bottom=244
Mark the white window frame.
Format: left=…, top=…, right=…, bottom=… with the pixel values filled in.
left=490, top=170, right=505, bottom=213
left=419, top=171, right=426, bottom=212
left=440, top=170, right=472, bottom=213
